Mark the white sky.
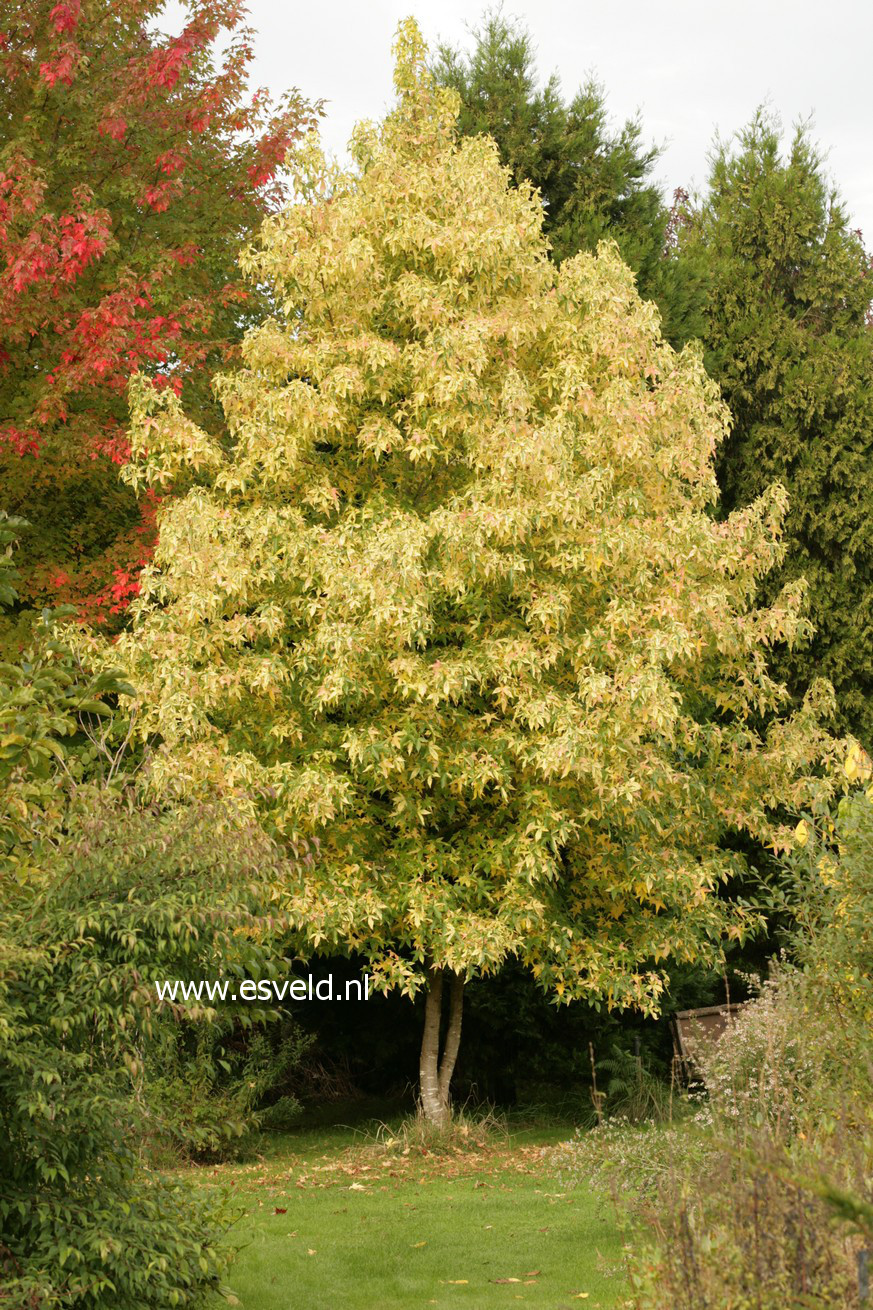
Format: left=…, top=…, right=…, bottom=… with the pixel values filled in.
left=168, top=0, right=873, bottom=239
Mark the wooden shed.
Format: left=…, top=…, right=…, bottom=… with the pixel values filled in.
left=672, top=1001, right=749, bottom=1080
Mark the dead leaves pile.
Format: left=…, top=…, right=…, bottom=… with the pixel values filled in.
left=199, top=1139, right=549, bottom=1193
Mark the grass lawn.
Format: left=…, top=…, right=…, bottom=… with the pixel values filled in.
left=188, top=1119, right=627, bottom=1310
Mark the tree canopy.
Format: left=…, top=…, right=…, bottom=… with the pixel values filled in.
left=675, top=115, right=873, bottom=744
left=76, top=20, right=837, bottom=1117
left=431, top=11, right=693, bottom=343
left=0, top=0, right=318, bottom=636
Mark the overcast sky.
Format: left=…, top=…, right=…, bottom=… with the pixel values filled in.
left=170, top=0, right=873, bottom=238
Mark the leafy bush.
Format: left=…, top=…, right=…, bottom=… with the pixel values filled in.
left=0, top=511, right=27, bottom=608
left=0, top=612, right=134, bottom=873
left=560, top=977, right=869, bottom=1307
left=0, top=789, right=295, bottom=1307
left=557, top=761, right=873, bottom=1309
left=637, top=973, right=867, bottom=1308
left=144, top=1025, right=311, bottom=1163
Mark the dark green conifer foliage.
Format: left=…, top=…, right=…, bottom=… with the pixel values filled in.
left=431, top=11, right=693, bottom=343
left=676, top=115, right=873, bottom=742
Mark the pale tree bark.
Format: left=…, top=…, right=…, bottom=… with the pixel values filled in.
left=418, top=965, right=465, bottom=1127
left=418, top=966, right=445, bottom=1126
left=437, top=970, right=464, bottom=1104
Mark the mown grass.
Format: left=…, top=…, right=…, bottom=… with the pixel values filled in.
left=188, top=1117, right=627, bottom=1309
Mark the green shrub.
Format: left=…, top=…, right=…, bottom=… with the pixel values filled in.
left=0, top=614, right=135, bottom=874
left=557, top=769, right=873, bottom=1309
left=591, top=1041, right=675, bottom=1126
left=144, top=1026, right=311, bottom=1163
left=0, top=789, right=293, bottom=1307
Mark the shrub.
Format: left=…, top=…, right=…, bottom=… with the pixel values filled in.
left=590, top=1041, right=676, bottom=1126
left=557, top=764, right=873, bottom=1309
left=0, top=789, right=294, bottom=1307
left=144, top=1025, right=311, bottom=1163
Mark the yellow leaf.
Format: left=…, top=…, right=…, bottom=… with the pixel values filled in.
left=844, top=742, right=872, bottom=782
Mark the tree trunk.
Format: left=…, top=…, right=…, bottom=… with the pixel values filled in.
left=437, top=970, right=464, bottom=1104
left=418, top=966, right=465, bottom=1127
left=419, top=966, right=446, bottom=1127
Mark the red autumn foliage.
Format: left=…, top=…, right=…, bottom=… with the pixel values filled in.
left=0, top=0, right=319, bottom=634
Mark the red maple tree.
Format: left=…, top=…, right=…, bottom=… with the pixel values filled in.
left=0, top=0, right=319, bottom=630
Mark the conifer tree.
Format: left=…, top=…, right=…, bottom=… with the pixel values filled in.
left=432, top=10, right=694, bottom=343
left=675, top=115, right=873, bottom=743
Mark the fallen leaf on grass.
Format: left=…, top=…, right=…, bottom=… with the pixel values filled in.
left=307, top=1249, right=316, bottom=1256
left=274, top=1207, right=287, bottom=1214
left=524, top=1270, right=540, bottom=1276
left=443, top=1279, right=469, bottom=1285
left=492, top=1278, right=521, bottom=1284
left=411, top=1241, right=427, bottom=1248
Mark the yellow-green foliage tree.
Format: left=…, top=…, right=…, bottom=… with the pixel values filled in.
left=79, top=22, right=838, bottom=1124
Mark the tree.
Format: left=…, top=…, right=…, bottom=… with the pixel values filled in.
left=77, top=22, right=838, bottom=1125
left=0, top=790, right=284, bottom=1306
left=431, top=10, right=694, bottom=344
left=0, top=0, right=318, bottom=636
left=673, top=115, right=873, bottom=744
